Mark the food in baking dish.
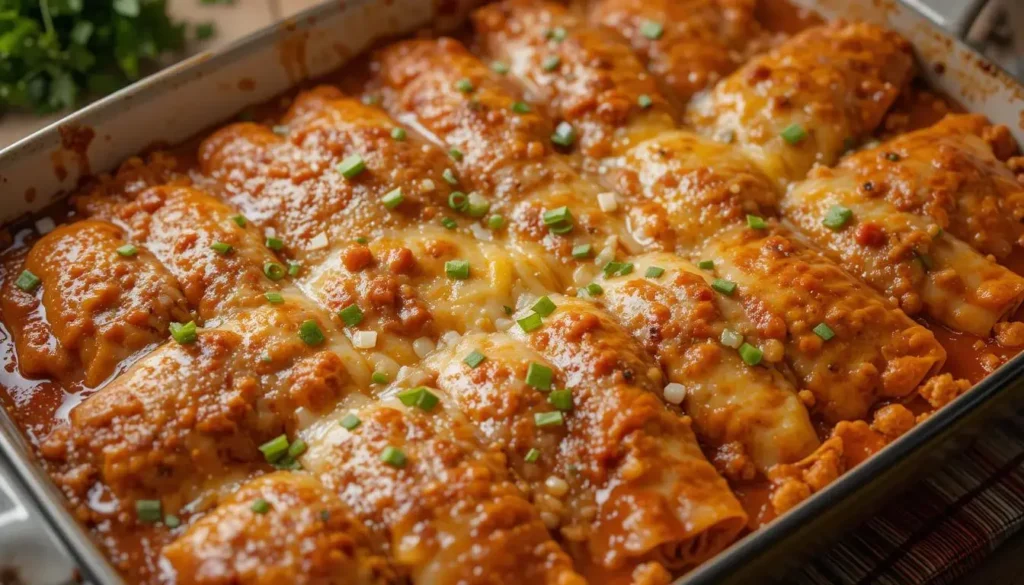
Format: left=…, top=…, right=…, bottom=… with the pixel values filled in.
left=2, top=0, right=1024, bottom=583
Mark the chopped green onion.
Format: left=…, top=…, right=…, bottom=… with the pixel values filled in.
left=885, top=152, right=901, bottom=162
left=454, top=78, right=474, bottom=93
left=170, top=321, right=198, bottom=344
left=136, top=500, right=162, bottom=523
left=340, top=412, right=361, bottom=430
left=549, top=221, right=574, bottom=235
left=397, top=386, right=440, bottom=411
left=738, top=343, right=763, bottom=366
left=265, top=291, right=284, bottom=304
left=380, top=446, right=407, bottom=468
left=210, top=241, right=233, bottom=255
left=602, top=261, right=625, bottom=277
left=532, top=296, right=557, bottom=317
left=339, top=304, right=364, bottom=327
left=391, top=127, right=407, bottom=141
left=251, top=498, right=270, bottom=514
left=511, top=101, right=531, bottom=114
left=640, top=20, right=664, bottom=40
left=259, top=434, right=289, bottom=463
left=488, top=215, right=506, bottom=230
left=534, top=411, right=564, bottom=427
left=382, top=188, right=404, bottom=210
left=361, top=95, right=380, bottom=106
left=448, top=191, right=468, bottom=211
left=746, top=215, right=767, bottom=230
left=720, top=328, right=744, bottom=349
left=441, top=216, right=458, bottom=230
left=116, top=244, right=138, bottom=257
left=272, top=455, right=300, bottom=471
left=548, top=389, right=573, bottom=411
left=698, top=260, right=714, bottom=270
left=298, top=319, right=325, bottom=346
left=645, top=266, right=665, bottom=278
left=637, top=94, right=653, bottom=109
left=442, top=168, right=459, bottom=185
left=813, top=322, right=835, bottom=341
left=288, top=439, right=308, bottom=458
left=518, top=312, right=543, bottom=333
left=526, top=362, right=553, bottom=391
left=618, top=262, right=634, bottom=275
left=449, top=148, right=464, bottom=162
left=445, top=260, right=470, bottom=280
left=543, top=206, right=572, bottom=226
left=822, top=205, right=853, bottom=230
left=465, top=192, right=490, bottom=218
left=264, top=262, right=286, bottom=281
left=464, top=350, right=486, bottom=368
left=572, top=244, right=592, bottom=259
left=542, top=54, right=561, bottom=71
left=337, top=154, right=366, bottom=179
left=711, top=278, right=737, bottom=296
left=524, top=448, right=541, bottom=463
left=546, top=26, right=567, bottom=42
left=287, top=262, right=301, bottom=277
left=584, top=282, right=603, bottom=296
left=164, top=514, right=181, bottom=528
left=230, top=214, right=247, bottom=227
left=265, top=236, right=284, bottom=251
left=355, top=237, right=368, bottom=244
left=272, top=125, right=289, bottom=136
left=503, top=305, right=514, bottom=315
left=372, top=371, right=390, bottom=384
left=491, top=60, right=510, bottom=74
left=780, top=123, right=807, bottom=145
left=551, top=121, right=575, bottom=147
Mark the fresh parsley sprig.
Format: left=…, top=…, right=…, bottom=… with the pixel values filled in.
left=0, top=0, right=187, bottom=113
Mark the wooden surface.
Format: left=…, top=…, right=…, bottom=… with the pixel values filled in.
left=0, top=2, right=1022, bottom=584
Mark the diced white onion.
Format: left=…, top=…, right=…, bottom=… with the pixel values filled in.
left=412, top=336, right=435, bottom=358
left=545, top=476, right=570, bottom=497
left=352, top=331, right=378, bottom=349
left=307, top=232, right=329, bottom=250
left=597, top=192, right=618, bottom=213
left=720, top=328, right=744, bottom=349
left=663, top=382, right=686, bottom=405
left=440, top=331, right=462, bottom=348
left=469, top=223, right=493, bottom=241
left=34, top=217, right=56, bottom=235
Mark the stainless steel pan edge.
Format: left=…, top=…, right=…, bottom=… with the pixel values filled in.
left=0, top=1, right=1021, bottom=584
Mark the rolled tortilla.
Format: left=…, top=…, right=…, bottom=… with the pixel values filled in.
left=2, top=220, right=191, bottom=387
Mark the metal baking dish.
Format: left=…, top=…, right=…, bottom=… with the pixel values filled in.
left=1, top=0, right=1022, bottom=583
